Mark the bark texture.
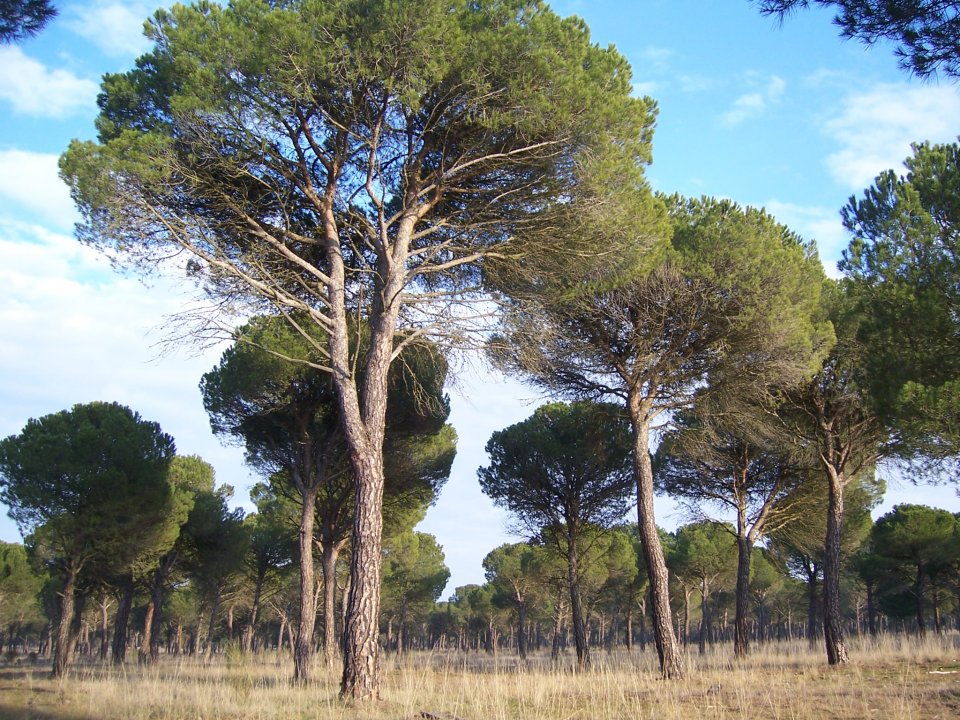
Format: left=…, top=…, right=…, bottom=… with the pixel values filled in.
left=632, top=412, right=684, bottom=678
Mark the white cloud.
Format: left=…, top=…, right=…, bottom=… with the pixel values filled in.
left=721, top=74, right=786, bottom=126
left=764, top=200, right=848, bottom=277
left=0, top=150, right=79, bottom=230
left=0, top=46, right=98, bottom=118
left=0, top=221, right=251, bottom=541
left=823, top=83, right=960, bottom=190
left=64, top=1, right=154, bottom=59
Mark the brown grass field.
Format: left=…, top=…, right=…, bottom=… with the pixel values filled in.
left=0, top=634, right=958, bottom=719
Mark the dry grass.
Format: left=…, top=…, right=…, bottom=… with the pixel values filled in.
left=1, top=635, right=958, bottom=720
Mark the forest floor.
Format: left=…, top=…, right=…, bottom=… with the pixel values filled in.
left=0, top=635, right=958, bottom=719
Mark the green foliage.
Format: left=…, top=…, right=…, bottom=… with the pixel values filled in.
left=0, top=0, right=56, bottom=43
left=479, top=401, right=634, bottom=539
left=0, top=402, right=177, bottom=577
left=840, top=141, right=960, bottom=465
left=0, top=541, right=45, bottom=632
left=671, top=522, right=737, bottom=589
left=381, top=531, right=450, bottom=629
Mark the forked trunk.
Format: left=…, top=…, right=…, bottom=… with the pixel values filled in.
left=734, top=534, right=752, bottom=658
left=822, top=473, right=849, bottom=665
left=294, top=485, right=319, bottom=684
left=631, top=408, right=683, bottom=678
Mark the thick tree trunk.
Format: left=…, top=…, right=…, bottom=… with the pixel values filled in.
left=294, top=485, right=319, bottom=683
left=822, top=473, right=849, bottom=665
left=339, top=446, right=385, bottom=700
left=631, top=409, right=683, bottom=678
left=734, top=534, right=752, bottom=658
left=320, top=541, right=341, bottom=665
left=52, top=566, right=78, bottom=678
left=111, top=581, right=134, bottom=665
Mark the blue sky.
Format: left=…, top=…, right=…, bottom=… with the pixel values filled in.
left=1, top=1, right=958, bottom=595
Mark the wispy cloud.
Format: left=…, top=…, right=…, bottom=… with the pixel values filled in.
left=823, top=83, right=960, bottom=190
left=0, top=47, right=98, bottom=118
left=721, top=74, right=786, bottom=126
left=0, top=150, right=78, bottom=229
left=64, top=1, right=154, bottom=58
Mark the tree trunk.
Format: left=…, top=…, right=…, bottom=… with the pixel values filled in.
left=866, top=581, right=877, bottom=636
left=805, top=561, right=819, bottom=646
left=204, top=588, right=222, bottom=663
left=294, top=485, right=319, bottom=683
left=822, top=473, right=849, bottom=665
left=320, top=540, right=341, bottom=665
left=631, top=408, right=683, bottom=678
left=111, top=581, right=134, bottom=665
left=65, top=591, right=86, bottom=668
left=698, top=577, right=709, bottom=656
left=914, top=562, right=926, bottom=638
left=242, top=571, right=264, bottom=654
left=517, top=596, right=527, bottom=660
left=734, top=534, right=752, bottom=658
left=140, top=596, right=156, bottom=664
left=339, top=443, right=385, bottom=700
left=52, top=565, right=79, bottom=678
left=98, top=598, right=111, bottom=659
left=551, top=595, right=565, bottom=661
left=566, top=530, right=590, bottom=669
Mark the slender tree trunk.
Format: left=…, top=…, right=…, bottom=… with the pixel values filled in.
left=566, top=531, right=590, bottom=669
left=551, top=595, right=565, bottom=661
left=516, top=599, right=528, bottom=659
left=866, top=581, right=877, bottom=636
left=98, top=598, right=111, bottom=660
left=52, top=565, right=79, bottom=678
left=914, top=563, right=927, bottom=638
left=320, top=541, right=341, bottom=665
left=631, top=408, right=683, bottom=678
left=294, top=485, right=319, bottom=683
left=112, top=581, right=134, bottom=665
left=734, top=534, right=752, bottom=658
left=698, top=577, right=709, bottom=656
left=822, top=473, right=849, bottom=665
left=204, top=588, right=222, bottom=663
left=65, top=592, right=86, bottom=668
left=140, top=596, right=156, bottom=664
left=242, top=572, right=264, bottom=654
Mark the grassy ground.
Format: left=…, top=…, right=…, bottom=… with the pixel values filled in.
left=0, top=635, right=958, bottom=719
